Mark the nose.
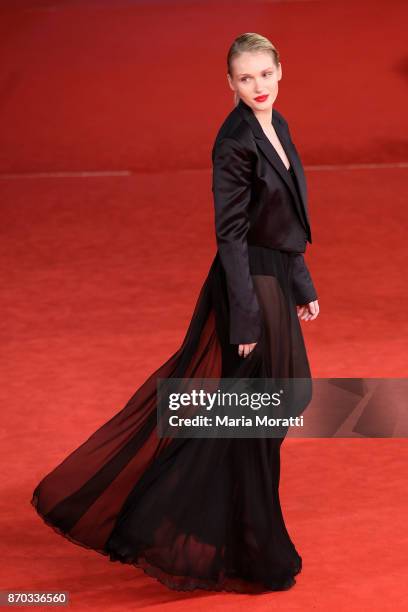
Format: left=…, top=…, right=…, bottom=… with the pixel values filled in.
left=253, top=78, right=264, bottom=92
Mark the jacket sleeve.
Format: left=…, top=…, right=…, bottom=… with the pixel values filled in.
left=212, top=137, right=262, bottom=345
left=291, top=253, right=318, bottom=305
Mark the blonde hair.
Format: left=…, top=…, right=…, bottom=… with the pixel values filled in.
left=227, top=33, right=280, bottom=106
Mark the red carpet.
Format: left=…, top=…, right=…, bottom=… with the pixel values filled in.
left=1, top=0, right=407, bottom=609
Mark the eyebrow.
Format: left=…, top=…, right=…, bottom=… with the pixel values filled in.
left=236, top=67, right=274, bottom=77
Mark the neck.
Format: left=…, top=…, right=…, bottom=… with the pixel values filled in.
left=238, top=98, right=273, bottom=128
left=239, top=98, right=273, bottom=127
left=253, top=106, right=273, bottom=128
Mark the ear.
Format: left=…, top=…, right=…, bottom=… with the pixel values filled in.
left=227, top=73, right=235, bottom=92
left=277, top=62, right=283, bottom=81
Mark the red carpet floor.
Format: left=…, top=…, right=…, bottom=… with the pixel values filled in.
left=1, top=0, right=407, bottom=610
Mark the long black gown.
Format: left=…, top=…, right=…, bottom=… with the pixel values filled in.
left=31, top=164, right=312, bottom=594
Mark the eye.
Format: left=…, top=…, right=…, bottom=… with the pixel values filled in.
left=240, top=72, right=273, bottom=82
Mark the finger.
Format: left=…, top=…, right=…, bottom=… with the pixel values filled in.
left=303, top=309, right=312, bottom=321
left=239, top=344, right=249, bottom=357
left=310, top=301, right=320, bottom=319
left=246, top=343, right=255, bottom=356
left=309, top=306, right=318, bottom=319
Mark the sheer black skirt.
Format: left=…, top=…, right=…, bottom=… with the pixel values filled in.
left=31, top=246, right=311, bottom=594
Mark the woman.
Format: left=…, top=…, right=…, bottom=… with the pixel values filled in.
left=31, top=33, right=319, bottom=594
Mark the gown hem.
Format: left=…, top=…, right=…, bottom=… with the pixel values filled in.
left=30, top=492, right=300, bottom=595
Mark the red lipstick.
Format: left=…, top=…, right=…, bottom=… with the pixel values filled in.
left=254, top=94, right=269, bottom=102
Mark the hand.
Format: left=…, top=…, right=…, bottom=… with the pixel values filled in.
left=238, top=342, right=257, bottom=357
left=297, top=299, right=319, bottom=321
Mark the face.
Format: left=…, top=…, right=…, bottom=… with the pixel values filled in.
left=227, top=51, right=282, bottom=111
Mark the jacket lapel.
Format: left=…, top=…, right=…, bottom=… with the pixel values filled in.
left=236, top=99, right=310, bottom=233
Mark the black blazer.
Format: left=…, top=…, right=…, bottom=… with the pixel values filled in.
left=211, top=97, right=318, bottom=345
